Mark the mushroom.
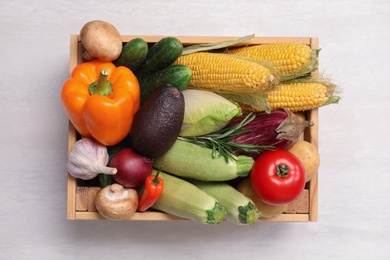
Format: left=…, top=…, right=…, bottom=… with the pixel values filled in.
left=80, top=20, right=123, bottom=61
left=95, top=183, right=138, bottom=220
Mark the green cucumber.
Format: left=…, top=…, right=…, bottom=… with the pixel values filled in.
left=153, top=139, right=254, bottom=181
left=98, top=174, right=114, bottom=187
left=139, top=65, right=192, bottom=103
left=150, top=170, right=226, bottom=224
left=190, top=180, right=261, bottom=225
left=135, top=37, right=184, bottom=78
left=114, top=38, right=148, bottom=72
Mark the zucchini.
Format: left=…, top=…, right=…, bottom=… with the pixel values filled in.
left=139, top=65, right=192, bottom=103
left=114, top=38, right=148, bottom=72
left=135, top=37, right=184, bottom=78
left=190, top=180, right=261, bottom=225
left=150, top=170, right=226, bottom=224
left=153, top=139, right=254, bottom=181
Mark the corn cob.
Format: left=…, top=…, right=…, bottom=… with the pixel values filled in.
left=173, top=52, right=279, bottom=93
left=224, top=43, right=318, bottom=81
left=238, top=80, right=339, bottom=112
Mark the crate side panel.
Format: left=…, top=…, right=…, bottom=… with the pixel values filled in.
left=307, top=109, right=319, bottom=221
left=66, top=35, right=80, bottom=220
left=120, top=35, right=313, bottom=45
left=74, top=211, right=309, bottom=222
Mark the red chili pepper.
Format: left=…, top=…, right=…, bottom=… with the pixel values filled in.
left=138, top=169, right=164, bottom=212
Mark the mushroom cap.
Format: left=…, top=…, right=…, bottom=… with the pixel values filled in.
left=80, top=20, right=122, bottom=61
left=95, top=184, right=138, bottom=220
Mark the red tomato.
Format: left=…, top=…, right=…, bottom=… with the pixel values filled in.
left=250, top=149, right=306, bottom=206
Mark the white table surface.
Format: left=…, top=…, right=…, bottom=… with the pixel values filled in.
left=1, top=0, right=389, bottom=259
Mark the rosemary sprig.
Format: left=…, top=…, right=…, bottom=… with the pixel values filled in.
left=178, top=113, right=274, bottom=163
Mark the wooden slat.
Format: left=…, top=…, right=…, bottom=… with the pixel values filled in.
left=75, top=187, right=88, bottom=211
left=74, top=211, right=309, bottom=222
left=66, top=35, right=80, bottom=220
left=69, top=35, right=79, bottom=73
left=87, top=187, right=100, bottom=212
left=75, top=211, right=186, bottom=221
left=307, top=109, right=319, bottom=222
left=308, top=37, right=319, bottom=222
left=285, top=189, right=309, bottom=214
left=120, top=35, right=313, bottom=46
left=73, top=34, right=313, bottom=45
left=259, top=213, right=309, bottom=222
left=66, top=176, right=77, bottom=220
left=75, top=187, right=101, bottom=212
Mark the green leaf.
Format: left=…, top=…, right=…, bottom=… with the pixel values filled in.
left=182, top=34, right=255, bottom=55
left=178, top=113, right=274, bottom=163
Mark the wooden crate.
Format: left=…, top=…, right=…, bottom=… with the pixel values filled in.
left=66, top=35, right=319, bottom=222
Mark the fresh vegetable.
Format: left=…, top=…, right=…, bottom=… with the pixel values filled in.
left=137, top=168, right=164, bottom=212
left=238, top=79, right=340, bottom=113
left=139, top=65, right=192, bottom=103
left=191, top=180, right=260, bottom=225
left=98, top=173, right=114, bottom=187
left=131, top=84, right=185, bottom=158
left=236, top=178, right=288, bottom=218
left=67, top=138, right=117, bottom=180
left=102, top=136, right=132, bottom=187
left=94, top=184, right=138, bottom=220
left=61, top=59, right=140, bottom=146
left=153, top=139, right=254, bottom=181
left=179, top=113, right=274, bottom=162
left=135, top=37, right=184, bottom=78
left=80, top=20, right=122, bottom=61
left=223, top=43, right=318, bottom=81
left=173, top=52, right=278, bottom=93
left=109, top=148, right=153, bottom=188
left=287, top=140, right=320, bottom=182
left=250, top=150, right=306, bottom=206
left=179, top=89, right=242, bottom=137
left=114, top=37, right=149, bottom=72
left=107, top=136, right=133, bottom=164
left=150, top=170, right=226, bottom=224
left=226, top=109, right=313, bottom=159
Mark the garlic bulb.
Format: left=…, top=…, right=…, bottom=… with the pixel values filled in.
left=67, top=138, right=117, bottom=180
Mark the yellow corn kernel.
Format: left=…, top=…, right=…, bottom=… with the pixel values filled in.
left=173, top=52, right=278, bottom=93
left=239, top=81, right=335, bottom=112
left=224, top=43, right=317, bottom=79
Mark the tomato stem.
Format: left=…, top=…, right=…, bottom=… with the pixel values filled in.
left=275, top=163, right=289, bottom=178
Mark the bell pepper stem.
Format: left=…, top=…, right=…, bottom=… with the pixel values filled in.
left=89, top=69, right=113, bottom=96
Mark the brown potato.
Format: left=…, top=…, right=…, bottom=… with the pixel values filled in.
left=288, top=140, right=320, bottom=182
left=236, top=178, right=288, bottom=218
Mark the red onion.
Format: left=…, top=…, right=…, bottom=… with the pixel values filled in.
left=228, top=109, right=313, bottom=159
left=109, top=148, right=153, bottom=188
